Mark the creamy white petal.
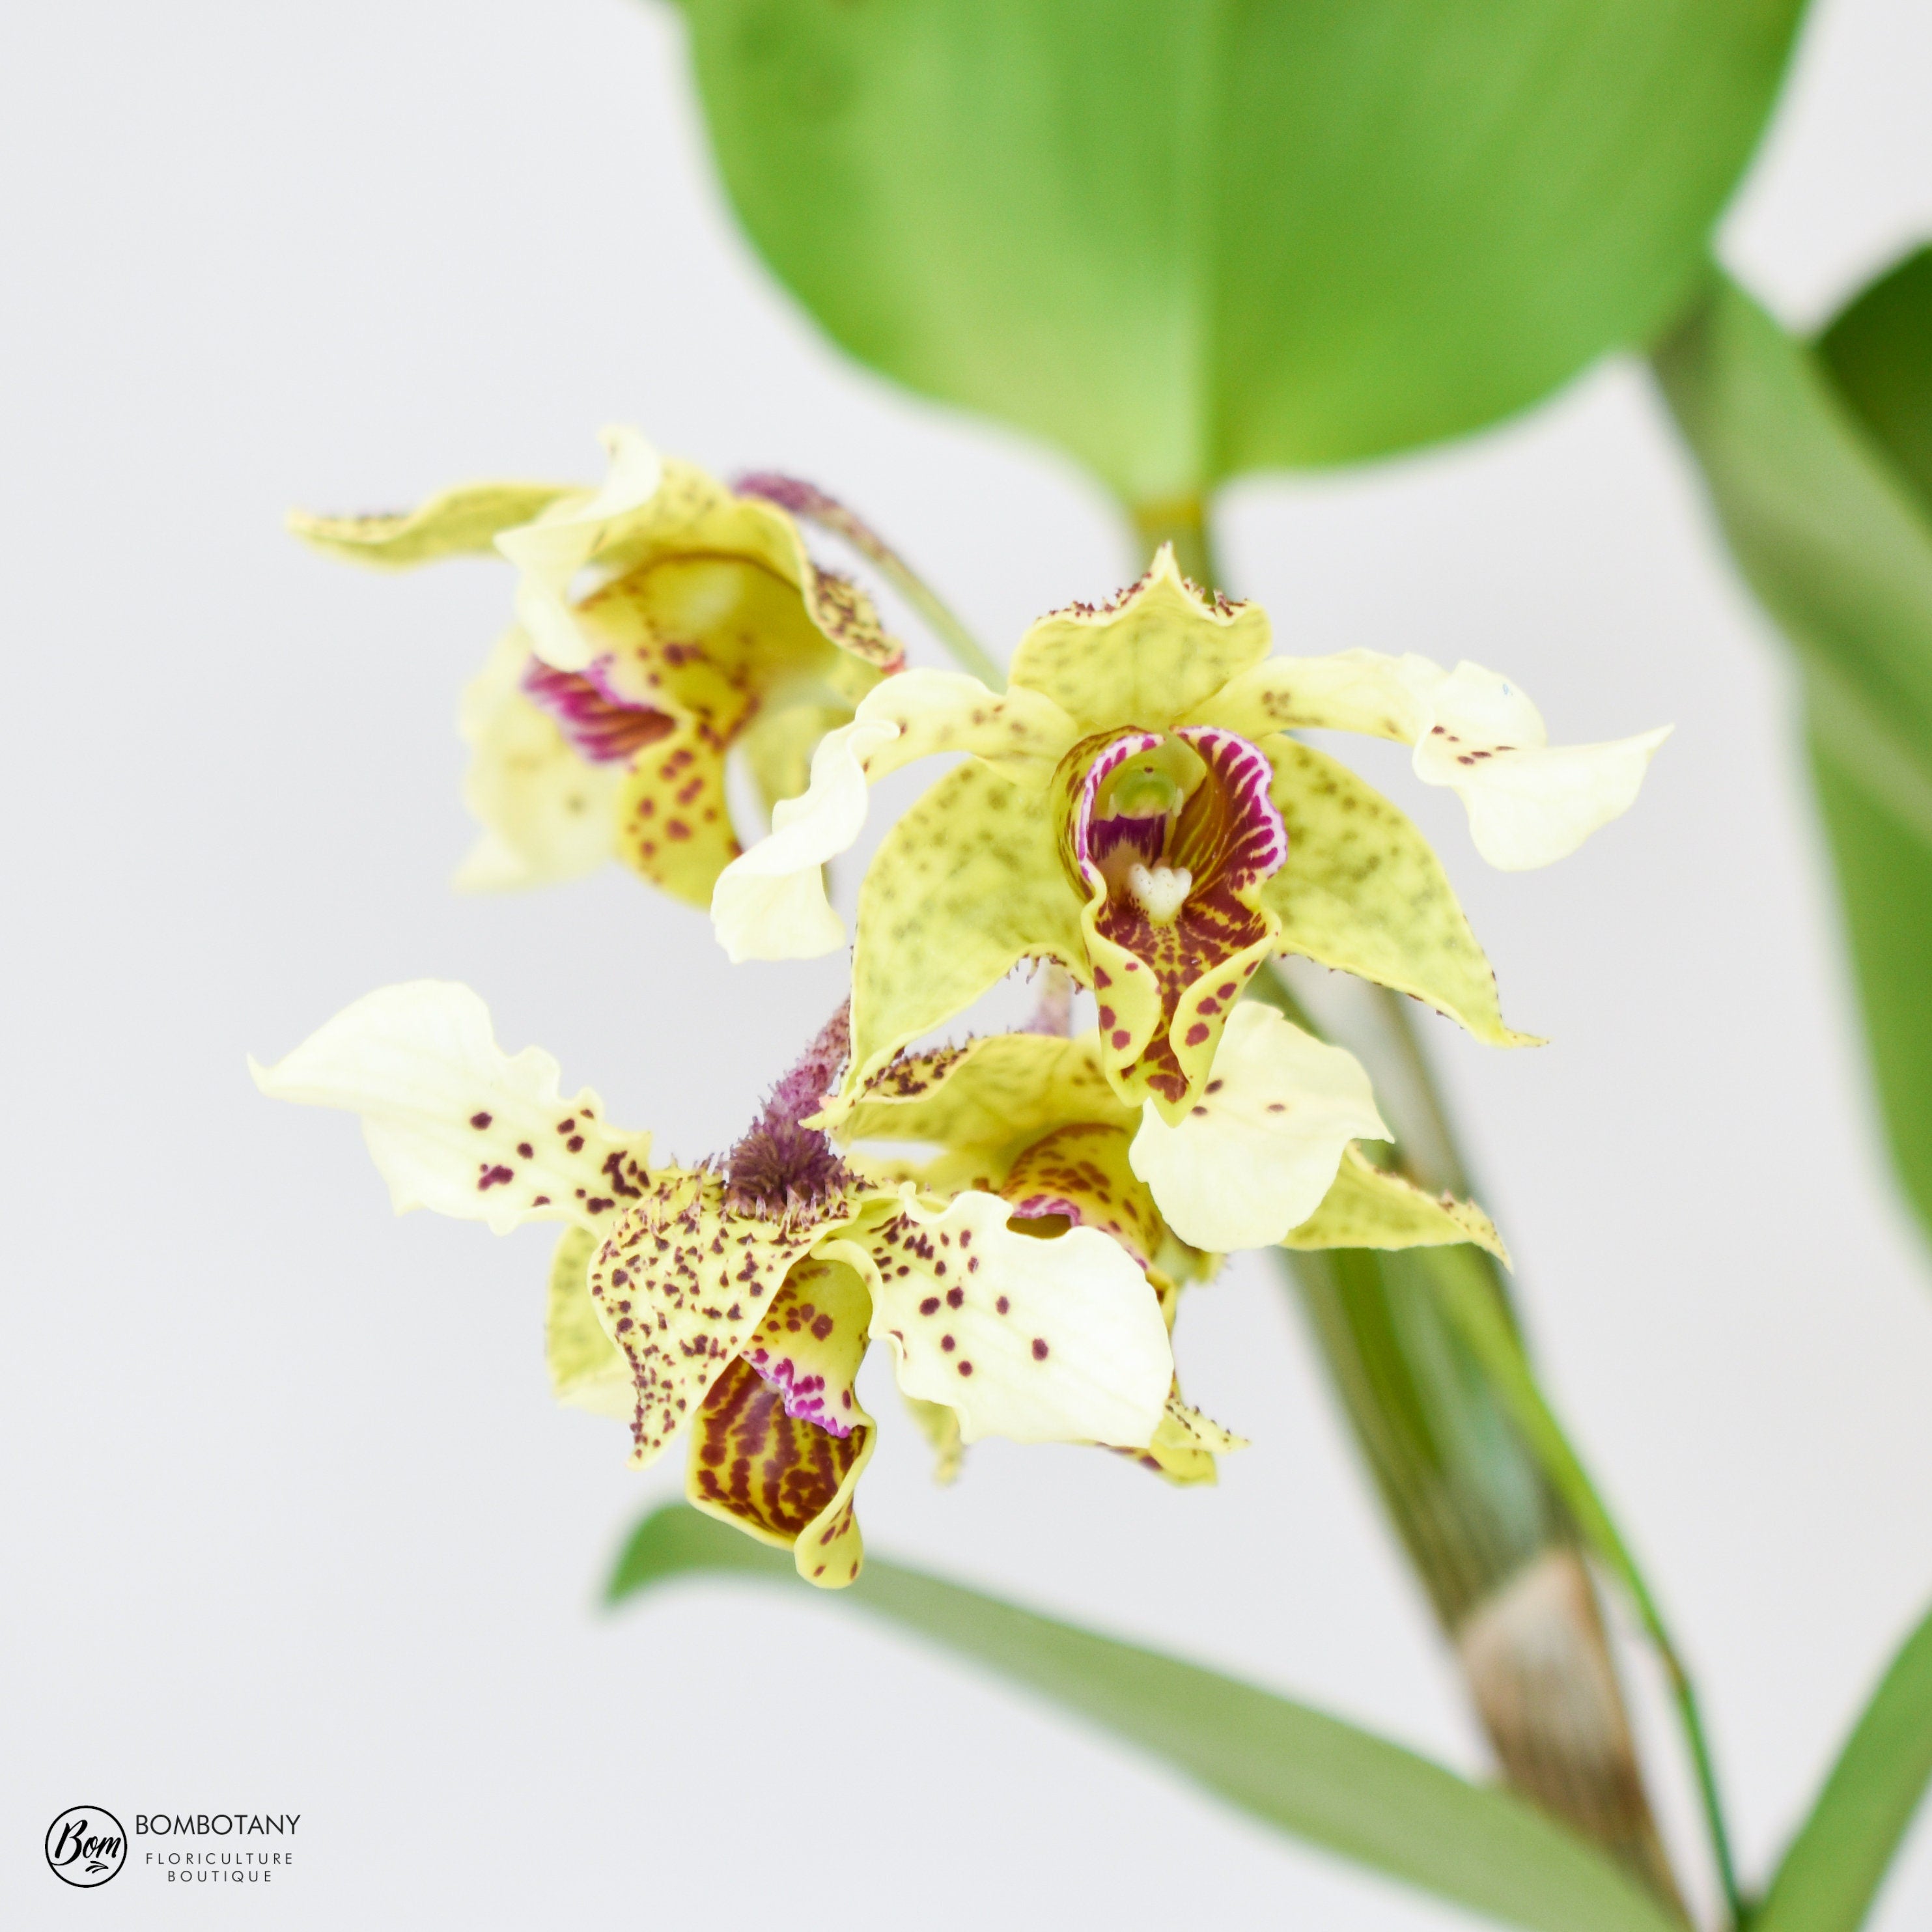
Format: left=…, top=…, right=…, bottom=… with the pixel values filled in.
left=710, top=669, right=1076, bottom=965
left=1128, top=1002, right=1388, bottom=1250
left=494, top=425, right=664, bottom=671
left=250, top=981, right=652, bottom=1237
left=710, top=718, right=901, bottom=961
left=833, top=1190, right=1172, bottom=1449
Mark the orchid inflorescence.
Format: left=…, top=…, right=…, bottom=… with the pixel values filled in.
left=259, top=427, right=1665, bottom=1586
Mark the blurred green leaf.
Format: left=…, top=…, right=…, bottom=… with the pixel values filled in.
left=1752, top=1595, right=1932, bottom=1932
left=672, top=0, right=1803, bottom=503
left=609, top=1502, right=1682, bottom=1932
left=1653, top=261, right=1932, bottom=1244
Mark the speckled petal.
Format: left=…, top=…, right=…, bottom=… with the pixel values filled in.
left=1007, top=546, right=1272, bottom=734
left=1411, top=663, right=1670, bottom=870
left=685, top=1243, right=876, bottom=1585
left=249, top=981, right=652, bottom=1236
left=288, top=481, right=576, bottom=568
left=851, top=668, right=1078, bottom=787
left=1200, top=649, right=1667, bottom=869
left=738, top=1255, right=873, bottom=1440
left=1128, top=1003, right=1388, bottom=1252
left=588, top=1169, right=841, bottom=1468
left=453, top=631, right=624, bottom=891
left=834, top=1190, right=1171, bottom=1449
left=546, top=1226, right=632, bottom=1420
left=686, top=1355, right=875, bottom=1588
left=1127, top=1395, right=1252, bottom=1487
left=615, top=723, right=740, bottom=908
left=834, top=1026, right=1125, bottom=1136
left=1285, top=1147, right=1510, bottom=1264
left=1001, top=1123, right=1164, bottom=1269
left=843, top=763, right=1085, bottom=1098
left=1263, top=737, right=1535, bottom=1048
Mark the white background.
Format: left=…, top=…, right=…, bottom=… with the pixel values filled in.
left=4, top=1, right=1931, bottom=1925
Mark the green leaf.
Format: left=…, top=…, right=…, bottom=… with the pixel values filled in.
left=609, top=1503, right=1683, bottom=1932
left=673, top=0, right=1804, bottom=502
left=1752, top=1595, right=1932, bottom=1932
left=1651, top=263, right=1932, bottom=1244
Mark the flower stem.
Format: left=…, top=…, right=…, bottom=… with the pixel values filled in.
left=1158, top=482, right=1707, bottom=1918
left=736, top=473, right=1007, bottom=688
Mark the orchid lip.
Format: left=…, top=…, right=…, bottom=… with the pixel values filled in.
left=522, top=654, right=675, bottom=764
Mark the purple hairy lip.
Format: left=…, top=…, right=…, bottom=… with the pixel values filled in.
left=522, top=655, right=675, bottom=764
left=724, top=1003, right=854, bottom=1216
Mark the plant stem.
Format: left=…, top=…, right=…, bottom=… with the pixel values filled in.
left=736, top=472, right=1007, bottom=688
left=1150, top=496, right=1705, bottom=1920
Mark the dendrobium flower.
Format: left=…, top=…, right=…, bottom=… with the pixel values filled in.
left=712, top=550, right=1668, bottom=1125
left=835, top=1007, right=1507, bottom=1483
left=290, top=428, right=902, bottom=905
left=250, top=984, right=1173, bottom=1586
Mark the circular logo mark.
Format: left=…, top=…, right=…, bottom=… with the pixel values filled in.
left=46, top=1808, right=126, bottom=1887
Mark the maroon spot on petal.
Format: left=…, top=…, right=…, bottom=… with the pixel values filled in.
left=918, top=1295, right=940, bottom=1315
left=1097, top=1005, right=1116, bottom=1028
left=1184, top=1022, right=1211, bottom=1046
left=1267, top=1101, right=1287, bottom=1113
left=1110, top=1028, right=1131, bottom=1049
left=666, top=820, right=692, bottom=841
left=567, top=1135, right=585, bottom=1153
left=1216, top=983, right=1236, bottom=998
left=1031, top=1338, right=1049, bottom=1360
left=957, top=1360, right=974, bottom=1377
left=941, top=1335, right=956, bottom=1352
left=469, top=1112, right=492, bottom=1130
left=517, top=1141, right=534, bottom=1158
left=945, top=1287, right=964, bottom=1309
left=995, top=1295, right=1010, bottom=1315
left=1206, top=1079, right=1223, bottom=1094
left=477, top=1164, right=514, bottom=1190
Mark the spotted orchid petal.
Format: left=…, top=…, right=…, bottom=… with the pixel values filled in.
left=1007, top=546, right=1273, bottom=735
left=1285, top=1148, right=1511, bottom=1265
left=709, top=670, right=1075, bottom=964
left=828, top=1190, right=1172, bottom=1449
left=832, top=1029, right=1136, bottom=1149
left=843, top=763, right=1085, bottom=1097
left=688, top=1255, right=876, bottom=1587
left=587, top=1168, right=845, bottom=1469
left=287, top=481, right=576, bottom=569
left=1262, top=738, right=1536, bottom=1048
left=1198, top=648, right=1668, bottom=870
left=1000, top=1121, right=1166, bottom=1269
left=1128, top=1003, right=1388, bottom=1252
left=1410, top=663, right=1671, bottom=871
left=451, top=632, right=627, bottom=891
left=249, top=982, right=652, bottom=1237
left=1130, top=1396, right=1252, bottom=1488
left=545, top=1226, right=633, bottom=1420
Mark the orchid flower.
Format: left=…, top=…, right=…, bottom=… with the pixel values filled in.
left=835, top=1006, right=1506, bottom=1484
left=712, top=550, right=1668, bottom=1127
left=290, top=428, right=902, bottom=905
left=250, top=985, right=1173, bottom=1586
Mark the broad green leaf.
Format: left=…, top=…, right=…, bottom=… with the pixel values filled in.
left=1752, top=1595, right=1932, bottom=1932
left=673, top=0, right=1804, bottom=501
left=1652, top=264, right=1932, bottom=1242
left=609, top=1502, right=1682, bottom=1932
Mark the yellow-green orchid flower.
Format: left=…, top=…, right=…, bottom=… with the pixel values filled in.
left=712, top=549, right=1668, bottom=1123
left=290, top=427, right=903, bottom=906
left=836, top=1005, right=1507, bottom=1485
left=250, top=985, right=1173, bottom=1586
